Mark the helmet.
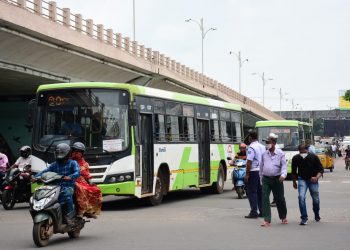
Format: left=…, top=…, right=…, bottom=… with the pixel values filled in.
left=54, top=143, right=71, bottom=161
left=19, top=145, right=31, bottom=158
left=239, top=143, right=247, bottom=148
left=71, top=142, right=86, bottom=153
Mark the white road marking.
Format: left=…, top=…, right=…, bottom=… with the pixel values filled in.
left=319, top=180, right=331, bottom=183
left=341, top=181, right=350, bottom=184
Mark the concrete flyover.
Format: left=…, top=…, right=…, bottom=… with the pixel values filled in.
left=0, top=0, right=281, bottom=119
left=0, top=0, right=281, bottom=161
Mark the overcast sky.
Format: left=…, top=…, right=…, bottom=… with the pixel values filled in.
left=55, top=0, right=350, bottom=111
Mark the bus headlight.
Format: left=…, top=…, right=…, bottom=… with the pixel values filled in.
left=125, top=175, right=132, bottom=180
left=109, top=177, right=117, bottom=183
left=118, top=176, right=125, bottom=182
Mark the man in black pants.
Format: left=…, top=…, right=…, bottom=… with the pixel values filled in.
left=244, top=130, right=265, bottom=218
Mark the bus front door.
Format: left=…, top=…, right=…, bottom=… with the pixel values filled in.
left=197, top=119, right=210, bottom=185
left=140, top=114, right=154, bottom=194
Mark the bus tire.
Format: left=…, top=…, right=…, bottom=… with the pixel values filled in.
left=147, top=173, right=164, bottom=206
left=211, top=164, right=225, bottom=194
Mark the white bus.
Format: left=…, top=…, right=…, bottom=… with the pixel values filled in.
left=31, top=82, right=243, bottom=205
left=256, top=120, right=313, bottom=177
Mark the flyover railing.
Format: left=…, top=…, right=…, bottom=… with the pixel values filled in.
left=2, top=0, right=281, bottom=119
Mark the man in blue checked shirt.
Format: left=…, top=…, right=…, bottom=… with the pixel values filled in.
left=34, top=143, right=80, bottom=223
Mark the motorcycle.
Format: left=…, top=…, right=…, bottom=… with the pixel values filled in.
left=1, top=165, right=32, bottom=210
left=231, top=159, right=247, bottom=199
left=30, top=171, right=88, bottom=247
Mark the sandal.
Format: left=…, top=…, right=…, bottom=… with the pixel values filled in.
left=281, top=219, right=288, bottom=224
left=260, top=221, right=271, bottom=227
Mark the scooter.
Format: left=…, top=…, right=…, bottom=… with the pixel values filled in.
left=231, top=159, right=247, bottom=199
left=29, top=172, right=88, bottom=247
left=1, top=165, right=32, bottom=210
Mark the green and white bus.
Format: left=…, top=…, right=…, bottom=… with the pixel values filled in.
left=31, top=82, right=243, bottom=205
left=255, top=120, right=313, bottom=177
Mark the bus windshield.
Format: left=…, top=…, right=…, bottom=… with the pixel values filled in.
left=34, top=88, right=130, bottom=153
left=257, top=126, right=299, bottom=151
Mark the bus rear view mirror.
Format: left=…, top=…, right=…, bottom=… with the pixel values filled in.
left=128, top=109, right=137, bottom=126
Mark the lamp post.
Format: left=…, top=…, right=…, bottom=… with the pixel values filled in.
left=272, top=87, right=288, bottom=117
left=132, top=0, right=136, bottom=41
left=229, top=51, right=248, bottom=93
left=252, top=72, right=273, bottom=106
left=185, top=18, right=216, bottom=75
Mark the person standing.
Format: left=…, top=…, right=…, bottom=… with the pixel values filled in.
left=331, top=143, right=337, bottom=158
left=306, top=139, right=316, bottom=154
left=260, top=134, right=288, bottom=227
left=244, top=130, right=265, bottom=218
left=292, top=143, right=323, bottom=225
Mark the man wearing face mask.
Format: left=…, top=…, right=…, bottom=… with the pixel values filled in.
left=244, top=130, right=265, bottom=219
left=292, top=143, right=323, bottom=225
left=260, top=133, right=288, bottom=227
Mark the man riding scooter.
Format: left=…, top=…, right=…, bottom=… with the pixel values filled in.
left=230, top=143, right=247, bottom=196
left=235, top=143, right=247, bottom=160
left=33, top=143, right=80, bottom=224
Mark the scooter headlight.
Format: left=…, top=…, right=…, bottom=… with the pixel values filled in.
left=32, top=192, right=56, bottom=211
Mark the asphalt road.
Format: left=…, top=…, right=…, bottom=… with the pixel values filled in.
left=1, top=157, right=350, bottom=250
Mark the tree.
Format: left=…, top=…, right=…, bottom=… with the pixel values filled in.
left=345, top=90, right=350, bottom=102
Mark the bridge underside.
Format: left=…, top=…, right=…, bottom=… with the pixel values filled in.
left=0, top=19, right=266, bottom=162
left=0, top=26, right=202, bottom=98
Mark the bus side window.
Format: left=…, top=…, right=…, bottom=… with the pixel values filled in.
left=165, top=115, right=180, bottom=142
left=155, top=114, right=166, bottom=141
left=220, top=120, right=232, bottom=142
left=210, top=120, right=220, bottom=142
left=183, top=117, right=196, bottom=142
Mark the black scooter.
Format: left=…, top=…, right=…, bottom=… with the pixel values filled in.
left=29, top=172, right=88, bottom=247
left=1, top=165, right=32, bottom=210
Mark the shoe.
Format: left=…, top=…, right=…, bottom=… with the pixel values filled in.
left=261, top=221, right=271, bottom=227
left=281, top=218, right=288, bottom=225
left=299, top=219, right=308, bottom=225
left=315, top=216, right=321, bottom=222
left=270, top=201, right=276, bottom=207
left=258, top=213, right=263, bottom=218
left=245, top=214, right=258, bottom=219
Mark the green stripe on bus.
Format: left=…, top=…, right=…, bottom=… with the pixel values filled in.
left=172, top=147, right=199, bottom=190
left=98, top=181, right=135, bottom=195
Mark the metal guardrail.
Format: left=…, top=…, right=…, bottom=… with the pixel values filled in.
left=2, top=0, right=280, bottom=119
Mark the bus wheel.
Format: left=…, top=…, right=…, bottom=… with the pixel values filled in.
left=211, top=164, right=225, bottom=194
left=147, top=175, right=164, bottom=206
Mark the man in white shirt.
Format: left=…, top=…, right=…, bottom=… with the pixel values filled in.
left=244, top=130, right=265, bottom=219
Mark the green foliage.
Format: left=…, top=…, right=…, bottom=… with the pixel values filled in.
left=345, top=90, right=350, bottom=102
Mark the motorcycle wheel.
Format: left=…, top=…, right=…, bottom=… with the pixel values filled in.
left=33, top=221, right=51, bottom=247
left=237, top=187, right=244, bottom=199
left=2, top=189, right=16, bottom=210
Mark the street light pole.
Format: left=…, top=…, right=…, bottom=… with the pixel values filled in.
left=252, top=72, right=273, bottom=106
left=272, top=87, right=288, bottom=117
left=132, top=0, right=136, bottom=41
left=186, top=18, right=216, bottom=75
left=229, top=51, right=248, bottom=93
